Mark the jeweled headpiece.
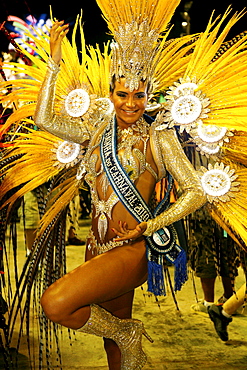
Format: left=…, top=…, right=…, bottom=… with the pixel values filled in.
left=110, top=20, right=159, bottom=91
left=96, top=0, right=182, bottom=91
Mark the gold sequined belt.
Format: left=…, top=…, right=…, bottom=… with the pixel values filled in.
left=87, top=229, right=128, bottom=256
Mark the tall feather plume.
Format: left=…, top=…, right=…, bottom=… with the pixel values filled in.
left=86, top=42, right=112, bottom=97
left=182, top=7, right=247, bottom=131
left=154, top=33, right=199, bottom=93
left=212, top=30, right=247, bottom=62
left=96, top=0, right=181, bottom=34
left=95, top=0, right=184, bottom=91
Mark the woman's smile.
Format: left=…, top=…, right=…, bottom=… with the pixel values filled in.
left=110, top=78, right=148, bottom=128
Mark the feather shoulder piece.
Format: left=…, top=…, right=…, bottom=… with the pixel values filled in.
left=156, top=7, right=247, bottom=134
left=0, top=15, right=113, bottom=218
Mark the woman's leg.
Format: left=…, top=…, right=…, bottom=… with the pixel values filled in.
left=41, top=239, right=149, bottom=370
left=40, top=239, right=147, bottom=329
left=100, top=291, right=135, bottom=370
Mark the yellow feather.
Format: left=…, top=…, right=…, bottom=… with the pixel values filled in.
left=0, top=129, right=65, bottom=211
left=95, top=0, right=181, bottom=35
left=86, top=42, right=111, bottom=96
left=223, top=131, right=247, bottom=167
left=0, top=107, right=36, bottom=135
left=206, top=160, right=247, bottom=252
left=208, top=206, right=247, bottom=251
left=179, top=8, right=247, bottom=131
left=155, top=34, right=199, bottom=92
left=38, top=175, right=80, bottom=234
left=184, top=7, right=244, bottom=79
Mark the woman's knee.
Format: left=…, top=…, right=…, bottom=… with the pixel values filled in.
left=40, top=287, right=65, bottom=324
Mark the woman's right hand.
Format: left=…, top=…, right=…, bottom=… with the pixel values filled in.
left=112, top=221, right=147, bottom=242
left=50, top=21, right=69, bottom=65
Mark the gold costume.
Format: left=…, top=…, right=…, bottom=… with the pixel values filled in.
left=34, top=58, right=206, bottom=244
left=1, top=1, right=247, bottom=369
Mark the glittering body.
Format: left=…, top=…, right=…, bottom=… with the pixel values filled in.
left=35, top=13, right=206, bottom=370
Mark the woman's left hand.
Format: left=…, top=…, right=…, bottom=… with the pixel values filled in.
left=112, top=221, right=147, bottom=242
left=50, top=20, right=69, bottom=65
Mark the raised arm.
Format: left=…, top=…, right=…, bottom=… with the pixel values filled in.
left=34, top=21, right=90, bottom=144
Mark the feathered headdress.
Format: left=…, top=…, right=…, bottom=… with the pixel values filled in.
left=95, top=0, right=197, bottom=92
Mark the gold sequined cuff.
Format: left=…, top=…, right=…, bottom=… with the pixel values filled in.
left=47, top=57, right=60, bottom=74
left=143, top=185, right=205, bottom=237
left=143, top=220, right=156, bottom=236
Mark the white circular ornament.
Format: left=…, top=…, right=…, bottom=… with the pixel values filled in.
left=197, top=124, right=227, bottom=143
left=174, top=82, right=198, bottom=95
left=201, top=168, right=231, bottom=197
left=95, top=98, right=114, bottom=115
left=65, top=89, right=90, bottom=117
left=197, top=143, right=220, bottom=155
left=171, top=94, right=202, bottom=124
left=56, top=141, right=81, bottom=164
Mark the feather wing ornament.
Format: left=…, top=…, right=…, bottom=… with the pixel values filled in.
left=96, top=0, right=181, bottom=34
left=0, top=15, right=112, bottom=136
left=154, top=7, right=247, bottom=251
left=0, top=17, right=113, bottom=363
left=156, top=7, right=247, bottom=134
left=0, top=127, right=85, bottom=212
left=0, top=16, right=113, bottom=217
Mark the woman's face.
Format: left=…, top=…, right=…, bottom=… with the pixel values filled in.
left=110, top=78, right=148, bottom=128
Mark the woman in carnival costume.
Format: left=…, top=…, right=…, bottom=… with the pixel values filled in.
left=33, top=1, right=206, bottom=368
left=1, top=0, right=247, bottom=369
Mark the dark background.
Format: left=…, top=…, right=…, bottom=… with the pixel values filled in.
left=0, top=0, right=247, bottom=52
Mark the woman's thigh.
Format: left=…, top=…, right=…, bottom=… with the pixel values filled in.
left=100, top=290, right=135, bottom=319
left=42, top=239, right=147, bottom=317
